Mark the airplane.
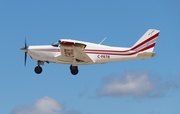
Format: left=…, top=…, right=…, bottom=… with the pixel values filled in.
left=20, top=29, right=160, bottom=75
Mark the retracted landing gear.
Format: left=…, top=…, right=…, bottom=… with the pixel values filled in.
left=70, top=65, right=79, bottom=75
left=34, top=61, right=44, bottom=74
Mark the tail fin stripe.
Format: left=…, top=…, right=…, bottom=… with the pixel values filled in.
left=131, top=32, right=159, bottom=50
left=133, top=38, right=157, bottom=52
left=137, top=43, right=156, bottom=52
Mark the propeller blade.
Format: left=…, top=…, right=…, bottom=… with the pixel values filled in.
left=24, top=52, right=27, bottom=66
left=23, top=38, right=28, bottom=66
left=25, top=38, right=27, bottom=48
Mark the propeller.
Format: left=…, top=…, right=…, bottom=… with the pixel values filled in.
left=20, top=38, right=28, bottom=66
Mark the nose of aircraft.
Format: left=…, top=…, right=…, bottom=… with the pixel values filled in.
left=20, top=39, right=28, bottom=51
left=20, top=47, right=28, bottom=52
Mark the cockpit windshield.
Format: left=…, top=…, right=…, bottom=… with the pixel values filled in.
left=51, top=40, right=60, bottom=47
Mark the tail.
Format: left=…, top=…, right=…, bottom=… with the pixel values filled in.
left=130, top=29, right=160, bottom=52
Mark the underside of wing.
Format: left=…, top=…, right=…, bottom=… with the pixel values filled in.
left=58, top=41, right=94, bottom=63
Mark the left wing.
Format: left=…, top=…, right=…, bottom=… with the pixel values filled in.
left=59, top=41, right=94, bottom=63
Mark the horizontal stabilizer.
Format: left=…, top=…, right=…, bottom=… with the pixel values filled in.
left=137, top=52, right=156, bottom=59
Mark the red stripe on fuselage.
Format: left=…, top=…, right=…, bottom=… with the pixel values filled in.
left=85, top=43, right=155, bottom=56
left=85, top=49, right=131, bottom=52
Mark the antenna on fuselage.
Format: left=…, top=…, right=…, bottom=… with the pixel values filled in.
left=99, top=37, right=107, bottom=45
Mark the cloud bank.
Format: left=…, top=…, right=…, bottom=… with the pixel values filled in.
left=12, top=96, right=81, bottom=114
left=96, top=71, right=180, bottom=98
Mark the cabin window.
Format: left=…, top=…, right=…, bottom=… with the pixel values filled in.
left=51, top=40, right=60, bottom=47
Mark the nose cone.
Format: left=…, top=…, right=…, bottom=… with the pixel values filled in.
left=20, top=47, right=28, bottom=52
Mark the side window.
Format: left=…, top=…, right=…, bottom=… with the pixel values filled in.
left=52, top=41, right=59, bottom=47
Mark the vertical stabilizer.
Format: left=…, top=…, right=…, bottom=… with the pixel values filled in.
left=131, top=29, right=160, bottom=52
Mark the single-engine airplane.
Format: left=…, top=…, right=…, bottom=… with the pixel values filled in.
left=20, top=29, right=160, bottom=75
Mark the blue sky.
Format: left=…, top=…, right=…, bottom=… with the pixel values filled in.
left=0, top=0, right=180, bottom=114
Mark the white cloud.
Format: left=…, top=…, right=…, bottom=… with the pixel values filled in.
left=12, top=96, right=81, bottom=114
left=96, top=71, right=180, bottom=98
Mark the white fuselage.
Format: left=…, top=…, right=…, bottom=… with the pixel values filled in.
left=27, top=39, right=139, bottom=65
